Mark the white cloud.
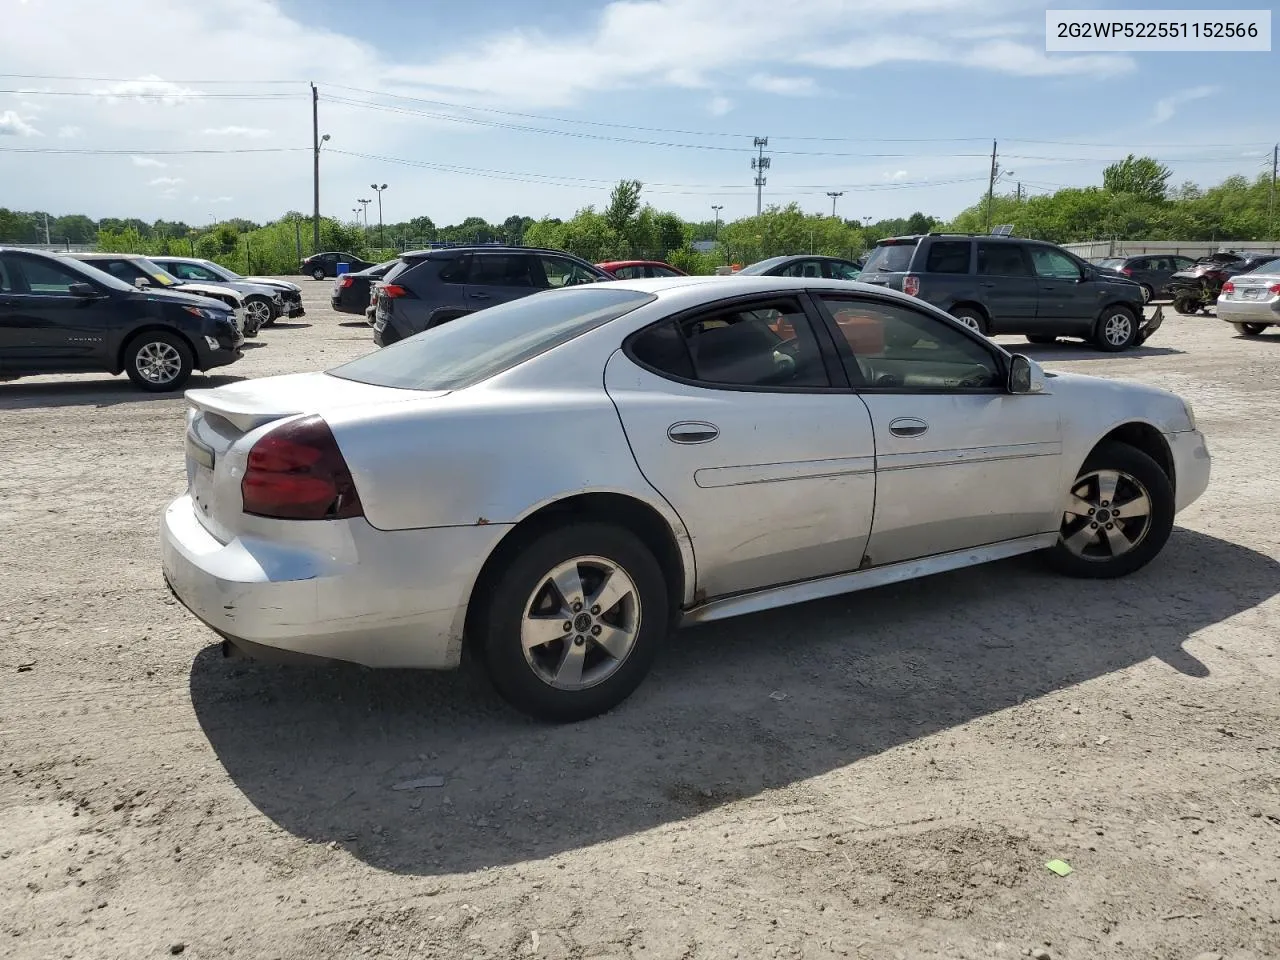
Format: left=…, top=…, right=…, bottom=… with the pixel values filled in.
left=92, top=75, right=202, bottom=104
left=1150, top=85, right=1218, bottom=125
left=131, top=156, right=167, bottom=168
left=56, top=125, right=82, bottom=139
left=209, top=196, right=233, bottom=204
left=202, top=125, right=271, bottom=138
left=0, top=110, right=40, bottom=136
left=748, top=74, right=817, bottom=96
left=802, top=35, right=1132, bottom=78
left=706, top=95, right=733, bottom=116
left=149, top=176, right=185, bottom=186
left=884, top=170, right=909, bottom=180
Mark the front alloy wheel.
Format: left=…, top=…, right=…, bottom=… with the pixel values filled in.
left=245, top=298, right=273, bottom=328
left=124, top=331, right=194, bottom=392
left=1094, top=308, right=1138, bottom=351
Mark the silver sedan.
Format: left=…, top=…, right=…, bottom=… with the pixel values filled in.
left=1217, top=259, right=1280, bottom=336
left=161, top=276, right=1211, bottom=721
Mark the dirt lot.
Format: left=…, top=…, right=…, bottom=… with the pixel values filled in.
left=1, top=284, right=1277, bottom=960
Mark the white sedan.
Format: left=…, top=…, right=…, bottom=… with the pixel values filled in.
left=161, top=276, right=1210, bottom=721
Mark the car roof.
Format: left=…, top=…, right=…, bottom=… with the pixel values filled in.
left=400, top=245, right=587, bottom=260
left=601, top=274, right=941, bottom=302
left=598, top=260, right=673, bottom=268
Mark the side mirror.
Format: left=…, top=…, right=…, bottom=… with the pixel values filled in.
left=68, top=282, right=99, bottom=298
left=1008, top=354, right=1046, bottom=394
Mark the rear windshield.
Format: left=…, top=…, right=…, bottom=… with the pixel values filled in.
left=861, top=241, right=918, bottom=273
left=382, top=258, right=415, bottom=284
left=327, top=287, right=656, bottom=391
left=1097, top=259, right=1126, bottom=269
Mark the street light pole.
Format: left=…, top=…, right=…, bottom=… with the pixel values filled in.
left=357, top=198, right=371, bottom=233
left=711, top=204, right=722, bottom=238
left=826, top=191, right=844, bottom=218
left=370, top=183, right=388, bottom=248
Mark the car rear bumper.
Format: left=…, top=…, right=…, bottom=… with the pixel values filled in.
left=1168, top=429, right=1210, bottom=514
left=1216, top=298, right=1280, bottom=324
left=160, top=494, right=509, bottom=669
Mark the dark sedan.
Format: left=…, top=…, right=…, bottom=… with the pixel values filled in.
left=331, top=259, right=397, bottom=315
left=301, top=251, right=374, bottom=280
left=736, top=255, right=862, bottom=280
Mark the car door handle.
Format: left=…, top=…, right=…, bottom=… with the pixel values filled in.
left=667, top=421, right=719, bottom=444
left=470, top=292, right=490, bottom=300
left=888, top=417, right=929, bottom=438
left=979, top=281, right=997, bottom=288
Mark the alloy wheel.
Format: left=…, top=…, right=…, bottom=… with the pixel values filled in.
left=956, top=314, right=982, bottom=332
left=520, top=555, right=642, bottom=691
left=1059, top=469, right=1153, bottom=561
left=246, top=299, right=271, bottom=326
left=1103, top=312, right=1133, bottom=347
left=134, top=341, right=183, bottom=385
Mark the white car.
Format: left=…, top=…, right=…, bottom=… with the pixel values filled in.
left=161, top=276, right=1210, bottom=721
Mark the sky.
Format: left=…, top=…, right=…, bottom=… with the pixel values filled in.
left=0, top=0, right=1275, bottom=229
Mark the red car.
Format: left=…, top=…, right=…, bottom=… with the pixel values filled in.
left=595, top=259, right=688, bottom=280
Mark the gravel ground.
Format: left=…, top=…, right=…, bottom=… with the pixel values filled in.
left=1, top=285, right=1277, bottom=960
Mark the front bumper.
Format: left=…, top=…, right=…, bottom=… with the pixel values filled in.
left=1216, top=297, right=1280, bottom=324
left=160, top=494, right=509, bottom=669
left=1168, top=429, right=1211, bottom=515
left=1136, top=304, right=1163, bottom=344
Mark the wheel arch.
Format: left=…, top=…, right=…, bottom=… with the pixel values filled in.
left=1085, top=420, right=1175, bottom=492
left=113, top=325, right=197, bottom=375
left=463, top=491, right=694, bottom=650
left=425, top=308, right=473, bottom=329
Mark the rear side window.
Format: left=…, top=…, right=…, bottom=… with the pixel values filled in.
left=861, top=241, right=917, bottom=273
left=924, top=241, right=971, bottom=274
left=469, top=254, right=535, bottom=287
left=328, top=287, right=654, bottom=391
left=976, top=242, right=1031, bottom=277
left=434, top=256, right=467, bottom=284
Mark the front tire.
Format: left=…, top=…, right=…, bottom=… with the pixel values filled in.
left=1093, top=306, right=1139, bottom=351
left=245, top=296, right=275, bottom=329
left=1173, top=297, right=1199, bottom=315
left=1234, top=322, right=1269, bottom=336
left=124, top=331, right=193, bottom=392
left=475, top=522, right=669, bottom=722
left=1044, top=441, right=1174, bottom=579
left=312, top=267, right=326, bottom=281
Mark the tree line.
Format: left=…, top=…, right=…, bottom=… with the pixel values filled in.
left=2, top=157, right=1274, bottom=276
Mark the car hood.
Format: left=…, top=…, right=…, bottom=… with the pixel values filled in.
left=174, top=282, right=242, bottom=302
left=143, top=287, right=234, bottom=311
left=1046, top=371, right=1194, bottom=434
left=241, top=276, right=300, bottom=292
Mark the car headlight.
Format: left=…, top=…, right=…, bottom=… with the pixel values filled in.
left=1182, top=400, right=1197, bottom=431
left=183, top=305, right=226, bottom=321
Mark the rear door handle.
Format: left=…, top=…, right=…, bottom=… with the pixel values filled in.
left=667, top=421, right=719, bottom=444
left=979, top=281, right=997, bottom=287
left=888, top=417, right=929, bottom=438
left=471, top=292, right=490, bottom=300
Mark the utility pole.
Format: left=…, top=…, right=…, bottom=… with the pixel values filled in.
left=826, top=191, right=844, bottom=218
left=312, top=83, right=321, bottom=254
left=1270, top=143, right=1278, bottom=240
left=371, top=183, right=387, bottom=248
left=751, top=137, right=770, bottom=216
left=1015, top=182, right=1022, bottom=203
left=985, top=139, right=998, bottom=233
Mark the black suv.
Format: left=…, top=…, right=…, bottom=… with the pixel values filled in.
left=0, top=247, right=243, bottom=392
left=373, top=247, right=612, bottom=346
left=858, top=234, right=1152, bottom=351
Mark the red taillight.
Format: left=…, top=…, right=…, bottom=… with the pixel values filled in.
left=339, top=276, right=354, bottom=288
left=903, top=275, right=920, bottom=297
left=1120, top=266, right=1133, bottom=276
left=1269, top=283, right=1280, bottom=295
left=241, top=416, right=363, bottom=521
left=381, top=284, right=407, bottom=299
left=1222, top=281, right=1235, bottom=294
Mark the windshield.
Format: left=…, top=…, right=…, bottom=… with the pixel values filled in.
left=861, top=241, right=918, bottom=273
left=199, top=260, right=238, bottom=280
left=1245, top=258, right=1280, bottom=274
left=328, top=287, right=655, bottom=391
left=736, top=257, right=791, bottom=276
left=134, top=257, right=182, bottom=286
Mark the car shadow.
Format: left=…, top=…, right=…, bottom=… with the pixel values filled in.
left=338, top=320, right=372, bottom=328
left=189, top=528, right=1275, bottom=877
left=1018, top=342, right=1186, bottom=362
left=0, top=374, right=246, bottom=410
left=267, top=322, right=313, bottom=330
left=240, top=341, right=268, bottom=350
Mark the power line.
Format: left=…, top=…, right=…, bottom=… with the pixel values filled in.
left=0, top=146, right=309, bottom=155
left=0, top=88, right=301, bottom=100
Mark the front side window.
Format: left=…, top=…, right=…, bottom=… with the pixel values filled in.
left=467, top=254, right=534, bottom=287
left=1029, top=246, right=1082, bottom=280
left=172, top=262, right=220, bottom=282
left=826, top=261, right=861, bottom=280
left=96, top=259, right=146, bottom=284
left=651, top=265, right=683, bottom=278
left=777, top=260, right=823, bottom=279
left=0, top=256, right=15, bottom=293
left=924, top=241, right=971, bottom=274
left=539, top=255, right=599, bottom=288
left=976, top=242, right=1031, bottom=277
left=817, top=296, right=1001, bottom=391
left=611, top=265, right=645, bottom=280
left=329, top=287, right=654, bottom=391
left=630, top=297, right=829, bottom=389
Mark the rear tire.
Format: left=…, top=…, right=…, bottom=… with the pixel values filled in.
left=1093, top=306, right=1138, bottom=351
left=475, top=522, right=669, bottom=722
left=1043, top=441, right=1174, bottom=580
left=1139, top=284, right=1153, bottom=304
left=123, top=331, right=194, bottom=392
left=311, top=267, right=326, bottom=281
left=1235, top=322, right=1268, bottom=336
left=949, top=307, right=988, bottom=335
left=1025, top=335, right=1056, bottom=345
left=1173, top=297, right=1199, bottom=315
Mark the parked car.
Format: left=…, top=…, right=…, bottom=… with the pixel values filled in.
left=736, top=255, right=862, bottom=280
left=0, top=247, right=242, bottom=392
left=331, top=259, right=397, bottom=315
left=372, top=246, right=612, bottom=346
left=1095, top=254, right=1197, bottom=303
left=858, top=234, right=1151, bottom=351
left=301, top=251, right=373, bottom=280
left=596, top=260, right=688, bottom=279
left=1216, top=257, right=1280, bottom=336
left=161, top=275, right=1209, bottom=721
left=151, top=256, right=304, bottom=325
left=1165, top=252, right=1277, bottom=315
left=68, top=253, right=258, bottom=338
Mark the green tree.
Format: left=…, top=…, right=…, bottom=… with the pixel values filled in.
left=1103, top=154, right=1173, bottom=203
left=604, top=180, right=643, bottom=237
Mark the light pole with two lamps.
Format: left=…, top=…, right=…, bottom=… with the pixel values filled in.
left=370, top=183, right=388, bottom=248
